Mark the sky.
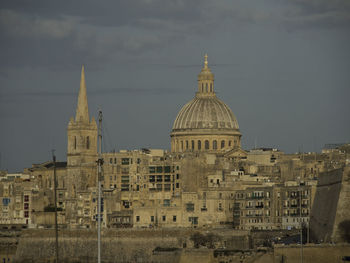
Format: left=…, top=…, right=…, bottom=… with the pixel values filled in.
left=0, top=0, right=349, bottom=172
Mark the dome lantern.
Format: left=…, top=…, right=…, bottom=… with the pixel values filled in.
left=197, top=54, right=215, bottom=97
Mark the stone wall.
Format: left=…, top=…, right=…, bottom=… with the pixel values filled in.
left=13, top=228, right=250, bottom=263
left=309, top=168, right=343, bottom=242
left=332, top=167, right=350, bottom=242
left=274, top=243, right=350, bottom=263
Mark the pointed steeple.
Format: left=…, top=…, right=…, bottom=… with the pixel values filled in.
left=75, top=65, right=90, bottom=123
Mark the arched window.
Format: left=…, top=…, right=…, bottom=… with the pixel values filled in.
left=206, top=83, right=208, bottom=92
left=74, top=136, right=77, bottom=150
left=191, top=140, right=194, bottom=150
left=229, top=140, right=232, bottom=147
left=181, top=141, right=184, bottom=151
left=186, top=140, right=189, bottom=150
left=198, top=140, right=201, bottom=150
left=213, top=140, right=217, bottom=150
left=205, top=140, right=209, bottom=150
left=221, top=140, right=225, bottom=149
left=86, top=136, right=90, bottom=149
left=210, top=83, right=213, bottom=92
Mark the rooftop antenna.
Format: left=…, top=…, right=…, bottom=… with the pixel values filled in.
left=97, top=110, right=104, bottom=263
left=51, top=149, right=59, bottom=263
left=254, top=136, right=257, bottom=149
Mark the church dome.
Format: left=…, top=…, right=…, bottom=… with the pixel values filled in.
left=172, top=96, right=239, bottom=131
left=170, top=55, right=242, bottom=153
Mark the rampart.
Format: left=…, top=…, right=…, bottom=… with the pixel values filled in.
left=13, top=228, right=250, bottom=263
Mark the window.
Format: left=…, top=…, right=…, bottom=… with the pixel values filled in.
left=114, top=158, right=117, bottom=164
left=186, top=203, right=194, bottom=212
left=163, top=199, right=171, bottom=207
left=149, top=176, right=155, bottom=182
left=24, top=195, right=29, bottom=202
left=24, top=203, right=29, bottom=210
left=74, top=136, right=76, bottom=150
left=189, top=217, right=198, bottom=225
left=181, top=141, right=183, bottom=151
left=198, top=140, right=201, bottom=150
left=24, top=211, right=29, bottom=218
left=122, top=158, right=130, bottom=165
left=149, top=166, right=156, bottom=173
left=191, top=140, right=194, bottom=150
left=213, top=140, right=217, bottom=150
left=173, top=215, right=177, bottom=222
left=229, top=141, right=232, bottom=147
left=110, top=158, right=112, bottom=164
left=176, top=183, right=180, bottom=188
left=156, top=175, right=162, bottom=182
left=136, top=216, right=140, bottom=222
left=186, top=140, right=189, bottom=150
left=176, top=174, right=180, bottom=180
left=164, top=175, right=171, bottom=182
left=151, top=216, right=154, bottom=222
left=86, top=136, right=90, bottom=149
left=156, top=166, right=163, bottom=173
left=221, top=140, right=225, bottom=149
left=218, top=203, right=222, bottom=211
left=162, top=216, right=166, bottom=222
left=210, top=83, right=213, bottom=91
left=164, top=184, right=171, bottom=191
left=206, top=83, right=208, bottom=92
left=205, top=140, right=209, bottom=150
left=164, top=166, right=171, bottom=173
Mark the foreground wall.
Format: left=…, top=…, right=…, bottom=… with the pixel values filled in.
left=13, top=229, right=250, bottom=263
left=274, top=244, right=350, bottom=263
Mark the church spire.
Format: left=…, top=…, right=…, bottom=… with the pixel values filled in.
left=75, top=65, right=90, bottom=123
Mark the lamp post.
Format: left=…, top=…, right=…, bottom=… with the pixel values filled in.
left=299, top=188, right=303, bottom=263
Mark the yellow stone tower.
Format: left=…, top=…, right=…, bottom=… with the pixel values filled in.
left=67, top=66, right=98, bottom=199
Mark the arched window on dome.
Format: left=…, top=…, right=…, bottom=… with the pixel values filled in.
left=221, top=140, right=225, bottom=149
left=201, top=83, right=204, bottom=92
left=191, top=140, right=194, bottom=150
left=198, top=140, right=201, bottom=150
left=205, top=140, right=209, bottom=150
left=213, top=140, right=217, bottom=150
left=186, top=140, right=189, bottom=150
left=210, top=83, right=213, bottom=92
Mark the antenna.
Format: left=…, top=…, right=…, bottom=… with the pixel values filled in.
left=254, top=136, right=257, bottom=149
left=51, top=149, right=59, bottom=263
left=97, top=110, right=103, bottom=263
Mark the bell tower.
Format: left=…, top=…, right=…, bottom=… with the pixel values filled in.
left=67, top=66, right=97, bottom=198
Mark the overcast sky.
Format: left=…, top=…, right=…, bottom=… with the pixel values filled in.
left=1, top=0, right=349, bottom=172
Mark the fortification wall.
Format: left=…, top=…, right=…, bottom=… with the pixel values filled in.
left=13, top=228, right=250, bottom=263
left=309, top=168, right=343, bottom=242
left=332, top=166, right=350, bottom=242
left=274, top=243, right=350, bottom=263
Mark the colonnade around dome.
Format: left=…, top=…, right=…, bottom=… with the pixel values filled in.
left=171, top=134, right=241, bottom=153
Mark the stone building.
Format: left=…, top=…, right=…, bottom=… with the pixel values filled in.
left=1, top=55, right=348, bottom=233
left=170, top=55, right=242, bottom=153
